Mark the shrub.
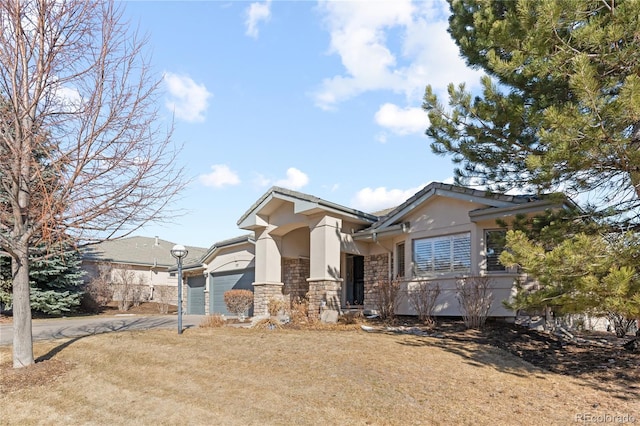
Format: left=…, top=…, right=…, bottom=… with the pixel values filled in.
left=154, top=285, right=172, bottom=314
left=408, top=281, right=441, bottom=326
left=374, top=276, right=403, bottom=323
left=289, top=296, right=310, bottom=324
left=83, top=264, right=115, bottom=309
left=200, top=314, right=225, bottom=328
left=112, top=268, right=146, bottom=312
left=457, top=276, right=493, bottom=329
left=339, top=310, right=363, bottom=325
left=224, top=289, right=253, bottom=319
left=267, top=297, right=287, bottom=317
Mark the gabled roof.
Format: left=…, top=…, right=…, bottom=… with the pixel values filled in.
left=82, top=236, right=207, bottom=268
left=237, top=186, right=378, bottom=230
left=200, top=233, right=255, bottom=263
left=370, top=182, right=573, bottom=232
left=369, top=182, right=537, bottom=230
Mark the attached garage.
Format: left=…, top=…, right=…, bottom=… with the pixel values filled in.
left=187, top=275, right=206, bottom=315
left=210, top=268, right=255, bottom=316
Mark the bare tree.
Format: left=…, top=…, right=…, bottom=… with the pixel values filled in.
left=0, top=1, right=185, bottom=367
left=112, top=267, right=146, bottom=312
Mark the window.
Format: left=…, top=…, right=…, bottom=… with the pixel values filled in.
left=485, top=230, right=507, bottom=272
left=396, top=242, right=405, bottom=277
left=413, top=233, right=471, bottom=276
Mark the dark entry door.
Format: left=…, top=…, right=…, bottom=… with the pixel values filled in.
left=346, top=255, right=365, bottom=306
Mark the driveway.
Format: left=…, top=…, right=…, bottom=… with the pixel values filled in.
left=0, top=314, right=204, bottom=345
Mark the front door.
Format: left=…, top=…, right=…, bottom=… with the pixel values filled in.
left=345, top=255, right=364, bottom=306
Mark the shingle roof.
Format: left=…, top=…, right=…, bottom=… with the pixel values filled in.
left=82, top=236, right=207, bottom=268
left=238, top=186, right=378, bottom=228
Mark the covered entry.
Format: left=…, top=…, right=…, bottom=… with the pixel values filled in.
left=210, top=268, right=255, bottom=316
left=187, top=275, right=206, bottom=315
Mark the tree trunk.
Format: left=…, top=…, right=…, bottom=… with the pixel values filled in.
left=12, top=240, right=34, bottom=368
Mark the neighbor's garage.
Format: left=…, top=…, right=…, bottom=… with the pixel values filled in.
left=210, top=268, right=255, bottom=316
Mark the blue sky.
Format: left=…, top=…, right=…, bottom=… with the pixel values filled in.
left=125, top=0, right=484, bottom=249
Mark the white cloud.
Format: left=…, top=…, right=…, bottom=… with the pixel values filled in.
left=53, top=85, right=82, bottom=113
left=374, top=103, right=429, bottom=136
left=254, top=167, right=310, bottom=190
left=164, top=72, right=211, bottom=122
left=313, top=0, right=483, bottom=110
left=245, top=0, right=272, bottom=39
left=199, top=164, right=241, bottom=188
left=351, top=184, right=427, bottom=213
left=275, top=167, right=309, bottom=190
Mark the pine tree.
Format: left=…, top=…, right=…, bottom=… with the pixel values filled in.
left=0, top=239, right=85, bottom=315
left=424, top=0, right=640, bottom=226
left=423, top=0, right=640, bottom=331
left=500, top=230, right=640, bottom=337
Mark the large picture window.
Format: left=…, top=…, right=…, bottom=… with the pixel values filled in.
left=485, top=230, right=507, bottom=272
left=413, top=233, right=471, bottom=276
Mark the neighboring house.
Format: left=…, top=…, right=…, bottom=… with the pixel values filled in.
left=235, top=182, right=570, bottom=319
left=82, top=236, right=207, bottom=306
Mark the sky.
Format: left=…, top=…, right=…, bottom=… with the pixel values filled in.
left=123, top=0, right=485, bottom=249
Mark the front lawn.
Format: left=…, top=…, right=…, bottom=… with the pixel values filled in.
left=0, top=325, right=637, bottom=425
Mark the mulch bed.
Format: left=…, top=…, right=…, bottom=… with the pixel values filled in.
left=430, top=319, right=639, bottom=400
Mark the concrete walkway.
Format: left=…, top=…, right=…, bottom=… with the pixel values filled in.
left=0, top=314, right=204, bottom=346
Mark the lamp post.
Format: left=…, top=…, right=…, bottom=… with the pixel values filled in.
left=170, top=244, right=188, bottom=334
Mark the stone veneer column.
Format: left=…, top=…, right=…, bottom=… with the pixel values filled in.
left=252, top=226, right=284, bottom=317
left=307, top=279, right=342, bottom=319
left=252, top=282, right=285, bottom=316
left=363, top=253, right=391, bottom=312
left=307, top=215, right=343, bottom=319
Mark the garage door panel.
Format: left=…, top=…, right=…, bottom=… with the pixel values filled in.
left=210, top=268, right=255, bottom=316
left=187, top=276, right=206, bottom=315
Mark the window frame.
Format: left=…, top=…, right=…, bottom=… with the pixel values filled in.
left=412, top=232, right=471, bottom=277
left=396, top=242, right=405, bottom=278
left=485, top=229, right=507, bottom=273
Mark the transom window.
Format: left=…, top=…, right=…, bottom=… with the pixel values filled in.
left=413, top=233, right=471, bottom=276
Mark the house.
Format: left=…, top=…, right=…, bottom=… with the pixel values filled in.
left=232, top=182, right=568, bottom=319
left=83, top=182, right=569, bottom=321
left=171, top=234, right=255, bottom=316
left=82, top=236, right=207, bottom=306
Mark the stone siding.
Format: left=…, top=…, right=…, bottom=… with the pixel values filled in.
left=307, top=279, right=342, bottom=320
left=282, top=258, right=310, bottom=304
left=252, top=282, right=285, bottom=316
left=363, top=253, right=390, bottom=312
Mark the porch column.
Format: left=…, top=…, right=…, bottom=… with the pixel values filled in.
left=307, top=215, right=343, bottom=319
left=253, top=226, right=284, bottom=316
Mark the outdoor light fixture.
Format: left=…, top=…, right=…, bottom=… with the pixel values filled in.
left=170, top=244, right=188, bottom=334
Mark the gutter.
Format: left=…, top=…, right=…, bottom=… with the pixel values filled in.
left=352, top=222, right=409, bottom=242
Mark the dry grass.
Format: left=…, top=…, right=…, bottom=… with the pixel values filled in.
left=1, top=327, right=638, bottom=425
left=199, top=314, right=226, bottom=328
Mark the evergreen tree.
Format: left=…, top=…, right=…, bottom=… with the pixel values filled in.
left=500, top=230, right=640, bottom=336
left=0, top=239, right=85, bottom=315
left=423, top=0, right=640, bottom=226
left=423, top=0, right=640, bottom=330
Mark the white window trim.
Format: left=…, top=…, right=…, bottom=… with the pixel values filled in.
left=412, top=232, right=471, bottom=277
